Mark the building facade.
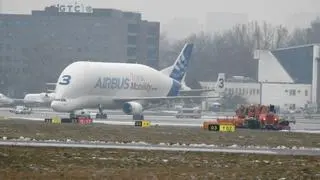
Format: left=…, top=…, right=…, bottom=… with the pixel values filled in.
left=255, top=44, right=320, bottom=108
left=0, top=6, right=160, bottom=97
left=201, top=80, right=312, bottom=111
left=201, top=44, right=319, bottom=111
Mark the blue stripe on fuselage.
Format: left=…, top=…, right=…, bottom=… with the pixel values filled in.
left=167, top=79, right=181, bottom=96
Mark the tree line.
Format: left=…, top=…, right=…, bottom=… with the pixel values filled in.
left=159, top=17, right=320, bottom=88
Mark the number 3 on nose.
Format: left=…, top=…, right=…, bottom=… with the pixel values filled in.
left=59, top=75, right=71, bottom=85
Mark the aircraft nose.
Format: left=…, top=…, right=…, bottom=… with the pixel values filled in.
left=51, top=99, right=75, bottom=112
left=51, top=100, right=70, bottom=112
left=51, top=101, right=62, bottom=112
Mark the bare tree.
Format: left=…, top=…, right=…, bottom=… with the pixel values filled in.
left=159, top=18, right=320, bottom=82
left=275, top=25, right=289, bottom=48
left=288, top=28, right=309, bottom=46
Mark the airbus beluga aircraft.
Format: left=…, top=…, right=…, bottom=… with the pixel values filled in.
left=0, top=92, right=55, bottom=107
left=50, top=43, right=222, bottom=119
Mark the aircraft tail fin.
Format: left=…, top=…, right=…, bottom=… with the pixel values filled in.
left=160, top=43, right=194, bottom=83
left=214, top=73, right=225, bottom=93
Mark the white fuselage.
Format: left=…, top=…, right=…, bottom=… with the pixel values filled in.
left=0, top=94, right=14, bottom=106
left=24, top=93, right=55, bottom=104
left=51, top=61, right=180, bottom=112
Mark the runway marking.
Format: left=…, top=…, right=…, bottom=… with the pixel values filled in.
left=0, top=140, right=281, bottom=155
left=1, top=140, right=320, bottom=156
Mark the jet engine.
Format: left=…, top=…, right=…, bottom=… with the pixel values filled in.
left=122, top=101, right=143, bottom=115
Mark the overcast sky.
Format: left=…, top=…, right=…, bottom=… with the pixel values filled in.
left=1, top=0, right=319, bottom=39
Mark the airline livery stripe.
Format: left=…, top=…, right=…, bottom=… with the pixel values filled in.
left=167, top=80, right=181, bottom=96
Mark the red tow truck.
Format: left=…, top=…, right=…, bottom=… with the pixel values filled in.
left=235, top=104, right=294, bottom=130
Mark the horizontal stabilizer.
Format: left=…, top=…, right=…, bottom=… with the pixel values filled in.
left=46, top=83, right=56, bottom=86
left=179, top=88, right=216, bottom=93
left=47, top=89, right=55, bottom=93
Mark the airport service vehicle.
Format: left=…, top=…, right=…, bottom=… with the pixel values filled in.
left=234, top=104, right=293, bottom=130
left=70, top=107, right=107, bottom=119
left=175, top=107, right=202, bottom=119
left=9, top=106, right=32, bottom=114
left=50, top=43, right=225, bottom=120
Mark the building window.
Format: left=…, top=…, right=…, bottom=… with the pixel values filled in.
left=147, top=48, right=157, bottom=60
left=235, top=88, right=238, bottom=94
left=127, top=47, right=137, bottom=56
left=128, top=24, right=139, bottom=33
left=256, top=89, right=260, bottom=95
left=148, top=26, right=158, bottom=36
left=289, top=89, right=296, bottom=96
left=127, top=35, right=137, bottom=45
left=305, top=90, right=308, bottom=96
left=147, top=37, right=156, bottom=45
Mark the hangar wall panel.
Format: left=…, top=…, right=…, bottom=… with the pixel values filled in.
left=261, top=83, right=311, bottom=109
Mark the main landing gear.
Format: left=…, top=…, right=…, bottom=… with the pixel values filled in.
left=96, top=104, right=108, bottom=119
left=133, top=114, right=144, bottom=120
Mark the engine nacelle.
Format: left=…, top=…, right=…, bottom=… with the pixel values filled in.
left=122, top=101, right=143, bottom=115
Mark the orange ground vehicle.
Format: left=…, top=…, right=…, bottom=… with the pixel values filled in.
left=235, top=104, right=292, bottom=130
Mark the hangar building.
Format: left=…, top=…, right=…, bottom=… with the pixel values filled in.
left=201, top=44, right=320, bottom=111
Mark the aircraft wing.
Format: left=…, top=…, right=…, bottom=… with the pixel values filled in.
left=179, top=88, right=216, bottom=93
left=113, top=95, right=220, bottom=102
left=46, top=83, right=57, bottom=86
